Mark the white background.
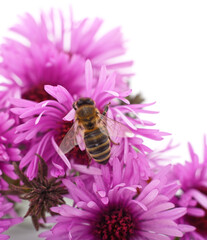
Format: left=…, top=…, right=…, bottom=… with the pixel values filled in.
left=1, top=0, right=207, bottom=239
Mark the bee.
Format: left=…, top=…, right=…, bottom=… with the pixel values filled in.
left=59, top=97, right=133, bottom=165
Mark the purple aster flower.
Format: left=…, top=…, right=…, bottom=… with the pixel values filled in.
left=39, top=158, right=192, bottom=240
left=11, top=60, right=167, bottom=180
left=0, top=37, right=85, bottom=106
left=171, top=137, right=207, bottom=240
left=0, top=9, right=132, bottom=106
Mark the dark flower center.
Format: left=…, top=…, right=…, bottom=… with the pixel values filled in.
left=93, top=206, right=135, bottom=240
left=55, top=121, right=90, bottom=165
left=185, top=186, right=207, bottom=235
left=22, top=84, right=55, bottom=102
left=55, top=121, right=74, bottom=145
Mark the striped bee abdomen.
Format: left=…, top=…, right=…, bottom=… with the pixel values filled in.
left=84, top=128, right=111, bottom=164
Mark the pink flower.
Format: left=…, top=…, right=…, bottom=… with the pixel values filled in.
left=0, top=9, right=132, bottom=106
left=172, top=137, right=207, bottom=240
left=0, top=38, right=85, bottom=106
left=11, top=60, right=166, bottom=180
left=39, top=160, right=191, bottom=240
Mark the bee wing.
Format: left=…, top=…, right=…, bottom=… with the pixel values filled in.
left=59, top=122, right=78, bottom=154
left=99, top=114, right=134, bottom=139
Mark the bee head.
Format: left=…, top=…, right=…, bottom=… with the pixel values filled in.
left=73, top=98, right=95, bottom=110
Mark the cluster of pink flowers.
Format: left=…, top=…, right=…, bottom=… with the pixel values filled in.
left=0, top=8, right=205, bottom=240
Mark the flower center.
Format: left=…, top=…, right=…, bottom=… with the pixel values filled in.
left=185, top=186, right=207, bottom=235
left=93, top=206, right=135, bottom=240
left=22, top=84, right=54, bottom=102
left=55, top=121, right=90, bottom=165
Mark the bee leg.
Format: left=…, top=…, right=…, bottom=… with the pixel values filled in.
left=88, top=158, right=92, bottom=168
left=109, top=137, right=119, bottom=145
left=86, top=152, right=92, bottom=168
left=102, top=102, right=111, bottom=116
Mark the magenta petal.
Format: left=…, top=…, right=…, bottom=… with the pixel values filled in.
left=85, top=60, right=93, bottom=97
left=44, top=85, right=74, bottom=105
left=63, top=109, right=75, bottom=121
left=72, top=164, right=102, bottom=175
